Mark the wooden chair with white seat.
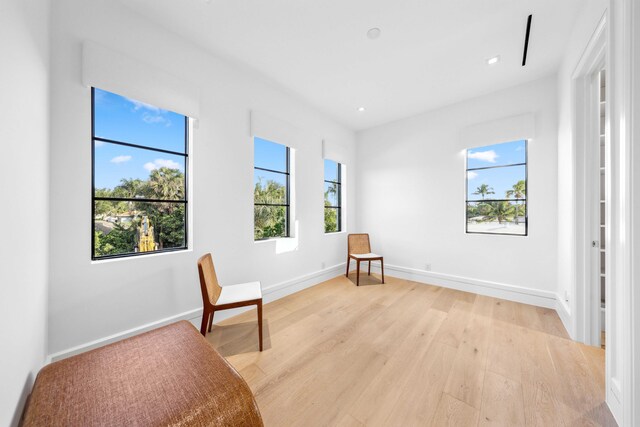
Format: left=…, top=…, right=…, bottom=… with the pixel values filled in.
left=346, top=233, right=384, bottom=286
left=197, top=253, right=263, bottom=351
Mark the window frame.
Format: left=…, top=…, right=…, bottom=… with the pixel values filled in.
left=91, top=87, right=189, bottom=260
left=465, top=140, right=528, bottom=236
left=253, top=138, right=290, bottom=239
left=324, top=160, right=342, bottom=233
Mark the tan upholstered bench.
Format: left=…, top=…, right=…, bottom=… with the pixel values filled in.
left=23, top=321, right=263, bottom=426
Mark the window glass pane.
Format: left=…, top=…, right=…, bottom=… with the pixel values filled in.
left=467, top=165, right=526, bottom=201
left=94, top=142, right=185, bottom=200
left=324, top=159, right=339, bottom=182
left=324, top=182, right=339, bottom=207
left=324, top=207, right=339, bottom=233
left=94, top=201, right=186, bottom=257
left=467, top=140, right=526, bottom=169
left=94, top=88, right=186, bottom=153
left=254, top=137, right=287, bottom=172
left=254, top=169, right=287, bottom=204
left=466, top=201, right=526, bottom=235
left=254, top=205, right=287, bottom=240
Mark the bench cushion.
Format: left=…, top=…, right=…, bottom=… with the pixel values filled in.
left=23, top=321, right=263, bottom=426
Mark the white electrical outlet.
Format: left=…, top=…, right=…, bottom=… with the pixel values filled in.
left=321, top=261, right=326, bottom=270
left=425, top=264, right=431, bottom=271
left=564, top=290, right=569, bottom=302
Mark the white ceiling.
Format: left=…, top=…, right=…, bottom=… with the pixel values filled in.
left=120, top=0, right=586, bottom=130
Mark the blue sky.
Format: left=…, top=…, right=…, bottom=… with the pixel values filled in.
left=254, top=137, right=288, bottom=193
left=467, top=140, right=526, bottom=200
left=94, top=89, right=186, bottom=190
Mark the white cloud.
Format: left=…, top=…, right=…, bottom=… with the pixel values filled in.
left=111, top=155, right=132, bottom=164
left=144, top=158, right=182, bottom=171
left=467, top=171, right=478, bottom=180
left=95, top=140, right=105, bottom=147
left=124, top=97, right=172, bottom=127
left=125, top=97, right=162, bottom=112
left=468, top=150, right=498, bottom=163
left=142, top=112, right=168, bottom=125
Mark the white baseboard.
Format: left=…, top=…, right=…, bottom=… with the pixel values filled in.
left=367, top=263, right=557, bottom=309
left=48, top=263, right=345, bottom=362
left=555, top=294, right=573, bottom=339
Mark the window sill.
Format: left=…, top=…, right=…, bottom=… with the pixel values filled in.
left=324, top=231, right=346, bottom=236
left=254, top=237, right=295, bottom=244
left=91, top=248, right=192, bottom=264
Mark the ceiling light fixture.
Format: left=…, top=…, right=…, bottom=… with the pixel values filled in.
left=486, top=55, right=500, bottom=65
left=366, top=28, right=381, bottom=40
left=357, top=107, right=366, bottom=112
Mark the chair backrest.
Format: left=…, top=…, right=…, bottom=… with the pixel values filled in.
left=348, top=233, right=371, bottom=255
left=197, top=253, right=223, bottom=308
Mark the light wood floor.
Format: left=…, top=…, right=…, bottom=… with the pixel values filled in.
left=205, top=274, right=617, bottom=426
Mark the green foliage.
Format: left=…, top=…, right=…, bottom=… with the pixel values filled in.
left=473, top=183, right=495, bottom=200
left=488, top=201, right=516, bottom=224
left=254, top=178, right=287, bottom=240
left=94, top=223, right=136, bottom=257
left=93, top=168, right=185, bottom=257
left=324, top=208, right=338, bottom=233
left=324, top=182, right=339, bottom=233
left=467, top=179, right=526, bottom=226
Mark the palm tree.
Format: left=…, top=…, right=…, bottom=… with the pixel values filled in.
left=148, top=167, right=184, bottom=201
left=506, top=180, right=526, bottom=224
left=116, top=178, right=146, bottom=199
left=473, top=184, right=495, bottom=200
left=505, top=180, right=526, bottom=200
left=254, top=178, right=286, bottom=239
left=488, top=201, right=516, bottom=224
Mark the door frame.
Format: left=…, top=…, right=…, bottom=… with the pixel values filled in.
left=571, top=15, right=608, bottom=348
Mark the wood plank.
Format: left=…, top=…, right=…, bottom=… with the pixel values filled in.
left=536, top=306, right=570, bottom=339
left=430, top=393, right=479, bottom=427
left=479, top=371, right=526, bottom=426
left=434, top=299, right=474, bottom=348
left=486, top=319, right=522, bottom=383
left=444, top=314, right=491, bottom=408
left=518, top=327, right=568, bottom=427
left=379, top=342, right=458, bottom=426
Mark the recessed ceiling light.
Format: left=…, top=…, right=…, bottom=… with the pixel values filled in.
left=486, top=55, right=501, bottom=65
left=357, top=107, right=366, bottom=112
left=367, top=28, right=381, bottom=40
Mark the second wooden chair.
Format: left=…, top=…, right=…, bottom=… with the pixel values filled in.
left=346, top=233, right=384, bottom=286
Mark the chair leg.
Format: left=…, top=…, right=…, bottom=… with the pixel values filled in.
left=368, top=260, right=371, bottom=275
left=200, top=309, right=209, bottom=336
left=345, top=256, right=350, bottom=277
left=257, top=300, right=263, bottom=352
left=381, top=258, right=385, bottom=284
left=208, top=309, right=215, bottom=333
left=356, top=260, right=360, bottom=286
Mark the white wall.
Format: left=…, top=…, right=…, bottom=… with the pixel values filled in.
left=48, top=0, right=356, bottom=355
left=631, top=1, right=640, bottom=421
left=356, top=76, right=558, bottom=302
left=556, top=0, right=607, bottom=336
left=0, top=0, right=50, bottom=425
